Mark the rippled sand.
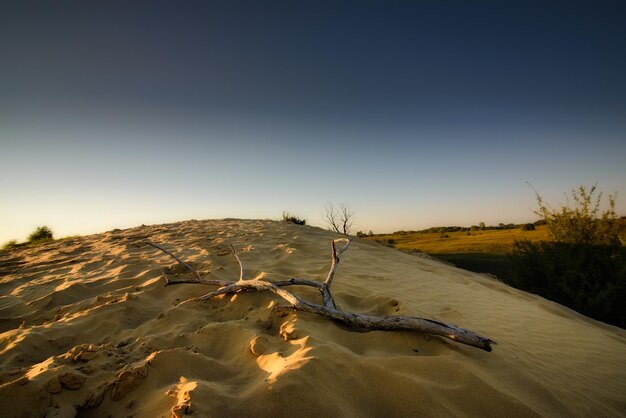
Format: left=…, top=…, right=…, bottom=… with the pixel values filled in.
left=1, top=219, right=624, bottom=417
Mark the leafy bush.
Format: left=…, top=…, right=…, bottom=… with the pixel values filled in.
left=511, top=185, right=626, bottom=327
left=28, top=226, right=54, bottom=242
left=535, top=185, right=622, bottom=246
left=2, top=240, right=18, bottom=250
left=520, top=223, right=535, bottom=231
left=281, top=212, right=306, bottom=226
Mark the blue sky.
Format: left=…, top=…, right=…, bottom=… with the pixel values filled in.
left=1, top=1, right=625, bottom=242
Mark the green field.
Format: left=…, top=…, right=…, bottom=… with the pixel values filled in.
left=368, top=225, right=549, bottom=254
left=365, top=225, right=550, bottom=281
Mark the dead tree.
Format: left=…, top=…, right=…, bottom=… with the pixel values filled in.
left=146, top=239, right=494, bottom=351
left=324, top=202, right=355, bottom=235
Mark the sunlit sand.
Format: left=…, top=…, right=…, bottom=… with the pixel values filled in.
left=0, top=219, right=624, bottom=417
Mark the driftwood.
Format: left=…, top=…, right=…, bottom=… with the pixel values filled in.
left=146, top=239, right=495, bottom=351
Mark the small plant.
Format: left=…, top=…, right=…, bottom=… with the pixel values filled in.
left=281, top=212, right=306, bottom=226
left=520, top=223, right=536, bottom=231
left=2, top=240, right=18, bottom=250
left=28, top=226, right=54, bottom=243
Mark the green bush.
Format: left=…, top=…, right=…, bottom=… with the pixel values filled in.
left=28, top=226, right=54, bottom=242
left=520, top=223, right=535, bottom=231
left=511, top=241, right=625, bottom=327
left=535, top=185, right=622, bottom=246
left=281, top=212, right=306, bottom=226
left=2, top=240, right=18, bottom=250
left=511, top=185, right=626, bottom=327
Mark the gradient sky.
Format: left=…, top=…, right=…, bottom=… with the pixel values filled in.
left=1, top=1, right=625, bottom=242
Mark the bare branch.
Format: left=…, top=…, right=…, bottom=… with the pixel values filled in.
left=149, top=239, right=495, bottom=351
left=339, top=203, right=355, bottom=235
left=272, top=278, right=323, bottom=289
left=161, top=276, right=232, bottom=288
left=323, top=202, right=341, bottom=233
left=323, top=202, right=355, bottom=235
left=334, top=237, right=350, bottom=257
left=320, top=239, right=351, bottom=309
left=324, top=239, right=350, bottom=286
left=197, top=277, right=494, bottom=351
left=230, top=245, right=245, bottom=282
left=146, top=241, right=203, bottom=282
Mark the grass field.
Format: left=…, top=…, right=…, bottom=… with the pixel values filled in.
left=367, top=225, right=549, bottom=254
left=365, top=225, right=550, bottom=281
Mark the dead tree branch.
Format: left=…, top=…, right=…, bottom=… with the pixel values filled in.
left=147, top=240, right=494, bottom=351
left=324, top=202, right=355, bottom=235
left=146, top=241, right=204, bottom=283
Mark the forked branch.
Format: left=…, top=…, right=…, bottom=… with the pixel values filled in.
left=147, top=240, right=494, bottom=351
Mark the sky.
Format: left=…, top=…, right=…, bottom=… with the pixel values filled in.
left=1, top=1, right=625, bottom=242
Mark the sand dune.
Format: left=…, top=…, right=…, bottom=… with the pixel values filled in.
left=0, top=219, right=624, bottom=417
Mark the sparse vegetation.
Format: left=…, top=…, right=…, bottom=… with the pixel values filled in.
left=532, top=185, right=623, bottom=246
left=2, top=240, right=18, bottom=250
left=363, top=196, right=626, bottom=328
left=27, top=226, right=54, bottom=243
left=366, top=224, right=549, bottom=254
left=281, top=212, right=306, bottom=225
left=2, top=226, right=57, bottom=251
left=511, top=185, right=625, bottom=327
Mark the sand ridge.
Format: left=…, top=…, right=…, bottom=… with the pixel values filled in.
left=0, top=219, right=625, bottom=417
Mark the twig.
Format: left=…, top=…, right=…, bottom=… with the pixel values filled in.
left=146, top=241, right=203, bottom=283
left=230, top=245, right=245, bottom=282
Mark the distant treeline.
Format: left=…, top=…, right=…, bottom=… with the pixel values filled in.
left=386, top=220, right=546, bottom=236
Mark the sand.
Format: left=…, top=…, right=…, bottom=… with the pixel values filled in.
left=0, top=219, right=624, bottom=417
